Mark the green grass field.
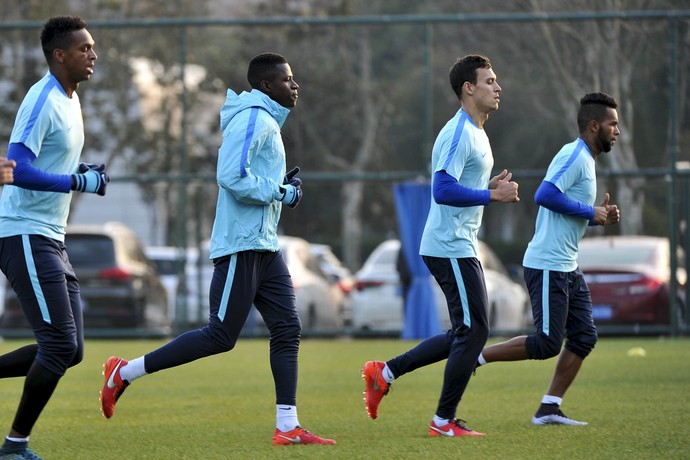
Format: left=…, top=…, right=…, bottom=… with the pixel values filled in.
left=1, top=336, right=688, bottom=459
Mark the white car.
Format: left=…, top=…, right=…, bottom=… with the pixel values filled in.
left=279, top=236, right=344, bottom=331
left=351, top=239, right=530, bottom=333
left=309, top=243, right=355, bottom=326
left=145, top=246, right=213, bottom=325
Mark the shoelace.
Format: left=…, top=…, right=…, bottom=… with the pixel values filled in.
left=452, top=419, right=473, bottom=431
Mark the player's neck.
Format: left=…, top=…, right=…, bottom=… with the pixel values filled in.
left=464, top=107, right=489, bottom=129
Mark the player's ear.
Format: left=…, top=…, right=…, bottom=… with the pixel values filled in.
left=53, top=48, right=65, bottom=64
left=588, top=119, right=599, bottom=133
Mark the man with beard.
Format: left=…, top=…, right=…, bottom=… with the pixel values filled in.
left=475, top=92, right=621, bottom=426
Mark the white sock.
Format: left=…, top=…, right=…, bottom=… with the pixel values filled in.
left=432, top=415, right=450, bottom=426
left=119, top=357, right=147, bottom=383
left=382, top=363, right=395, bottom=383
left=477, top=353, right=487, bottom=366
left=541, top=395, right=563, bottom=406
left=5, top=437, right=28, bottom=443
left=276, top=405, right=299, bottom=432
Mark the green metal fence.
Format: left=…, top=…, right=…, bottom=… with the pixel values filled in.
left=1, top=10, right=688, bottom=336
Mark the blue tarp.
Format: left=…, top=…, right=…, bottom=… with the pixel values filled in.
left=393, top=182, right=442, bottom=339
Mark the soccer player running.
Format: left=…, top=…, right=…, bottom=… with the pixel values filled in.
left=0, top=16, right=107, bottom=460
left=0, top=158, right=15, bottom=185
left=100, top=52, right=335, bottom=446
left=362, top=55, right=520, bottom=437
left=475, top=92, right=621, bottom=426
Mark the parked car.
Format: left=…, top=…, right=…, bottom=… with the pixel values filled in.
left=309, top=243, right=355, bottom=325
left=1, top=222, right=169, bottom=331
left=350, top=239, right=530, bottom=333
left=578, top=235, right=687, bottom=325
left=145, top=245, right=213, bottom=325
left=278, top=236, right=344, bottom=331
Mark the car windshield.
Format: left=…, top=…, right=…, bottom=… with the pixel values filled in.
left=372, top=246, right=397, bottom=267
left=578, top=243, right=656, bottom=267
left=150, top=258, right=178, bottom=275
left=66, top=235, right=117, bottom=269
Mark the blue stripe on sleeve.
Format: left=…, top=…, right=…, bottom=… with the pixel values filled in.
left=22, top=235, right=52, bottom=324
left=548, top=138, right=586, bottom=184
left=441, top=111, right=469, bottom=171
left=19, top=78, right=57, bottom=144
left=239, top=108, right=259, bottom=178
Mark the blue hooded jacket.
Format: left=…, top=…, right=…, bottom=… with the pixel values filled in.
left=209, top=88, right=291, bottom=259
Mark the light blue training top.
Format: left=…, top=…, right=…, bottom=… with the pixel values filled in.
left=420, top=108, right=494, bottom=259
left=209, top=89, right=291, bottom=259
left=523, top=138, right=597, bottom=272
left=0, top=72, right=84, bottom=241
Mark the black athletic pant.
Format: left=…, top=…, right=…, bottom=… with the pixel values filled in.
left=387, top=256, right=489, bottom=420
left=0, top=235, right=84, bottom=436
left=143, top=250, right=302, bottom=406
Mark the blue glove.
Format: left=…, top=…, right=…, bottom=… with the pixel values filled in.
left=72, top=169, right=110, bottom=196
left=77, top=162, right=106, bottom=173
left=283, top=166, right=302, bottom=188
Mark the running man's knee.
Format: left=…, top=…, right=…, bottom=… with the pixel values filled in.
left=565, top=330, right=598, bottom=358
left=70, top=343, right=84, bottom=368
left=204, top=323, right=239, bottom=352
left=36, top=338, right=80, bottom=375
left=268, top=316, right=302, bottom=343
left=526, top=333, right=562, bottom=360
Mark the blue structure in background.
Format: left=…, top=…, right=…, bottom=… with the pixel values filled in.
left=393, top=182, right=442, bottom=339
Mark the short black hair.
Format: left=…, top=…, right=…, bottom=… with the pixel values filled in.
left=577, top=92, right=618, bottom=134
left=247, top=53, right=288, bottom=89
left=449, top=55, right=492, bottom=100
left=40, top=16, right=88, bottom=62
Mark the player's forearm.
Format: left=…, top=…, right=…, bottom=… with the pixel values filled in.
left=433, top=170, right=490, bottom=207
left=8, top=142, right=72, bottom=192
left=534, top=180, right=593, bottom=219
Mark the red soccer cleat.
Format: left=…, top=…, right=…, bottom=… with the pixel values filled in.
left=272, top=427, right=336, bottom=445
left=100, top=356, right=129, bottom=419
left=428, top=419, right=486, bottom=437
left=362, top=360, right=390, bottom=420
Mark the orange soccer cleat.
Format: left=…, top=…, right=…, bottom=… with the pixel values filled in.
left=100, top=356, right=129, bottom=419
left=272, top=427, right=336, bottom=445
left=362, top=360, right=390, bottom=420
left=428, top=419, right=486, bottom=437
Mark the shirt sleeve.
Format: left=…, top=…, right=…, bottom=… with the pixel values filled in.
left=433, top=170, right=490, bottom=207
left=7, top=142, right=72, bottom=193
left=216, top=108, right=282, bottom=204
left=534, top=180, right=594, bottom=219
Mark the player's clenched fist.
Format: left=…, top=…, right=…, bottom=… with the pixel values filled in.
left=489, top=170, right=519, bottom=203
left=0, top=157, right=15, bottom=185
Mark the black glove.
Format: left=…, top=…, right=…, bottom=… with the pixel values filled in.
left=279, top=166, right=302, bottom=208
left=77, top=162, right=106, bottom=173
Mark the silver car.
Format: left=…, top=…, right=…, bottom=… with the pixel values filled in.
left=351, top=239, right=530, bottom=333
